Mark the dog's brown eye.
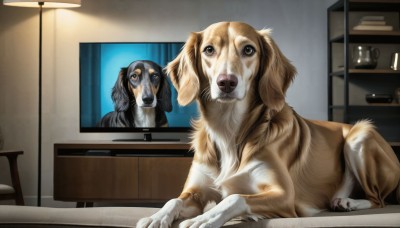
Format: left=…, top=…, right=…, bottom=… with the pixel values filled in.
left=130, top=73, right=138, bottom=79
left=203, top=46, right=215, bottom=56
left=243, top=45, right=255, bottom=56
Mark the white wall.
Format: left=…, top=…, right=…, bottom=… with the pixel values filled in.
left=0, top=0, right=335, bottom=207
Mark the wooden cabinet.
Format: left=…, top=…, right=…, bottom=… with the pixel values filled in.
left=55, top=156, right=139, bottom=201
left=54, top=141, right=192, bottom=204
left=327, top=0, right=400, bottom=148
left=138, top=157, right=192, bottom=200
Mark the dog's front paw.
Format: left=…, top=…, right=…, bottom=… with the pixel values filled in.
left=179, top=215, right=222, bottom=228
left=136, top=217, right=153, bottom=228
left=136, top=216, right=171, bottom=228
left=136, top=198, right=183, bottom=228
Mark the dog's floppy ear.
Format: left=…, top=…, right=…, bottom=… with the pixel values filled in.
left=157, top=70, right=172, bottom=112
left=167, top=32, right=202, bottom=106
left=257, top=29, right=296, bottom=112
left=111, top=67, right=130, bottom=112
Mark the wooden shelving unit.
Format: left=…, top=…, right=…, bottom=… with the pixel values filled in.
left=328, top=0, right=400, bottom=149
left=53, top=141, right=193, bottom=205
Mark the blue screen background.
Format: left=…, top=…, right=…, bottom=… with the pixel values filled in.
left=80, top=43, right=198, bottom=128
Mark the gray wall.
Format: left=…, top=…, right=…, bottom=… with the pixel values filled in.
left=0, top=0, right=335, bottom=206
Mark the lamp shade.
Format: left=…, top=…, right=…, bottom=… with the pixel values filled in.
left=3, top=0, right=81, bottom=8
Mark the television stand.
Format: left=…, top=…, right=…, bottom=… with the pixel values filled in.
left=113, top=133, right=180, bottom=142
left=54, top=140, right=192, bottom=206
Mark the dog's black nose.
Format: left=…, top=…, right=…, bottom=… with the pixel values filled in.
left=217, top=74, right=238, bottom=93
left=142, top=95, right=154, bottom=105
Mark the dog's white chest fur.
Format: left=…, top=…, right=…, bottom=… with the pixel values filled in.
left=206, top=100, right=248, bottom=190
left=134, top=106, right=156, bottom=128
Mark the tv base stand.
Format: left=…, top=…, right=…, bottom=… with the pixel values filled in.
left=112, top=133, right=181, bottom=142
left=54, top=140, right=192, bottom=206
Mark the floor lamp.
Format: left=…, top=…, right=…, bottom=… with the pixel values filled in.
left=3, top=0, right=81, bottom=206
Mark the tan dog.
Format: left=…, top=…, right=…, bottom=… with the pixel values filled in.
left=137, top=22, right=400, bottom=228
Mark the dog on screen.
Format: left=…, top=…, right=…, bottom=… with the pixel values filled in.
left=98, top=60, right=172, bottom=128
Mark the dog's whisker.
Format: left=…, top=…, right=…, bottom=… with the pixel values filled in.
left=201, top=87, right=212, bottom=101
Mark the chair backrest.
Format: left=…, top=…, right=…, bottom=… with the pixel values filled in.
left=0, top=150, right=24, bottom=205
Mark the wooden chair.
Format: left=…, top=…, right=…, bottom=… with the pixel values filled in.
left=0, top=150, right=24, bottom=205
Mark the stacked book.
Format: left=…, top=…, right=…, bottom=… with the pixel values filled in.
left=353, top=16, right=393, bottom=31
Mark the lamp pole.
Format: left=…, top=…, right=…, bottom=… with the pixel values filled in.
left=37, top=1, right=43, bottom=207
left=3, top=0, right=81, bottom=207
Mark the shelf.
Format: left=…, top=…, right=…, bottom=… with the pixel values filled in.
left=349, top=69, right=400, bottom=74
left=330, top=69, right=400, bottom=76
left=331, top=104, right=400, bottom=109
left=350, top=104, right=400, bottom=108
left=350, top=30, right=400, bottom=36
left=329, top=105, right=346, bottom=109
left=349, top=1, right=400, bottom=11
left=329, top=0, right=400, bottom=12
left=389, top=142, right=400, bottom=147
left=330, top=31, right=400, bottom=43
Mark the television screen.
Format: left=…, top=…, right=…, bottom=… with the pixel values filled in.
left=80, top=42, right=198, bottom=133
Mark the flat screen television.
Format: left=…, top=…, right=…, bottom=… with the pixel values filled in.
left=79, top=42, right=198, bottom=140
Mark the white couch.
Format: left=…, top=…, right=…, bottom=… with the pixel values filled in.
left=0, top=205, right=400, bottom=227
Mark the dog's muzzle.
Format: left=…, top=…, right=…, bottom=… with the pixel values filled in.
left=217, top=74, right=238, bottom=93
left=140, top=87, right=156, bottom=108
left=142, top=95, right=154, bottom=106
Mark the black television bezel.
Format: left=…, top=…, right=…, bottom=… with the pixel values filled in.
left=79, top=41, right=193, bottom=134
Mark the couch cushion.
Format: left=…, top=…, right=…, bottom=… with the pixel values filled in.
left=0, top=205, right=399, bottom=227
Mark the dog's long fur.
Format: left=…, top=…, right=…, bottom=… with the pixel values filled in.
left=137, top=22, right=400, bottom=228
left=97, top=60, right=172, bottom=128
